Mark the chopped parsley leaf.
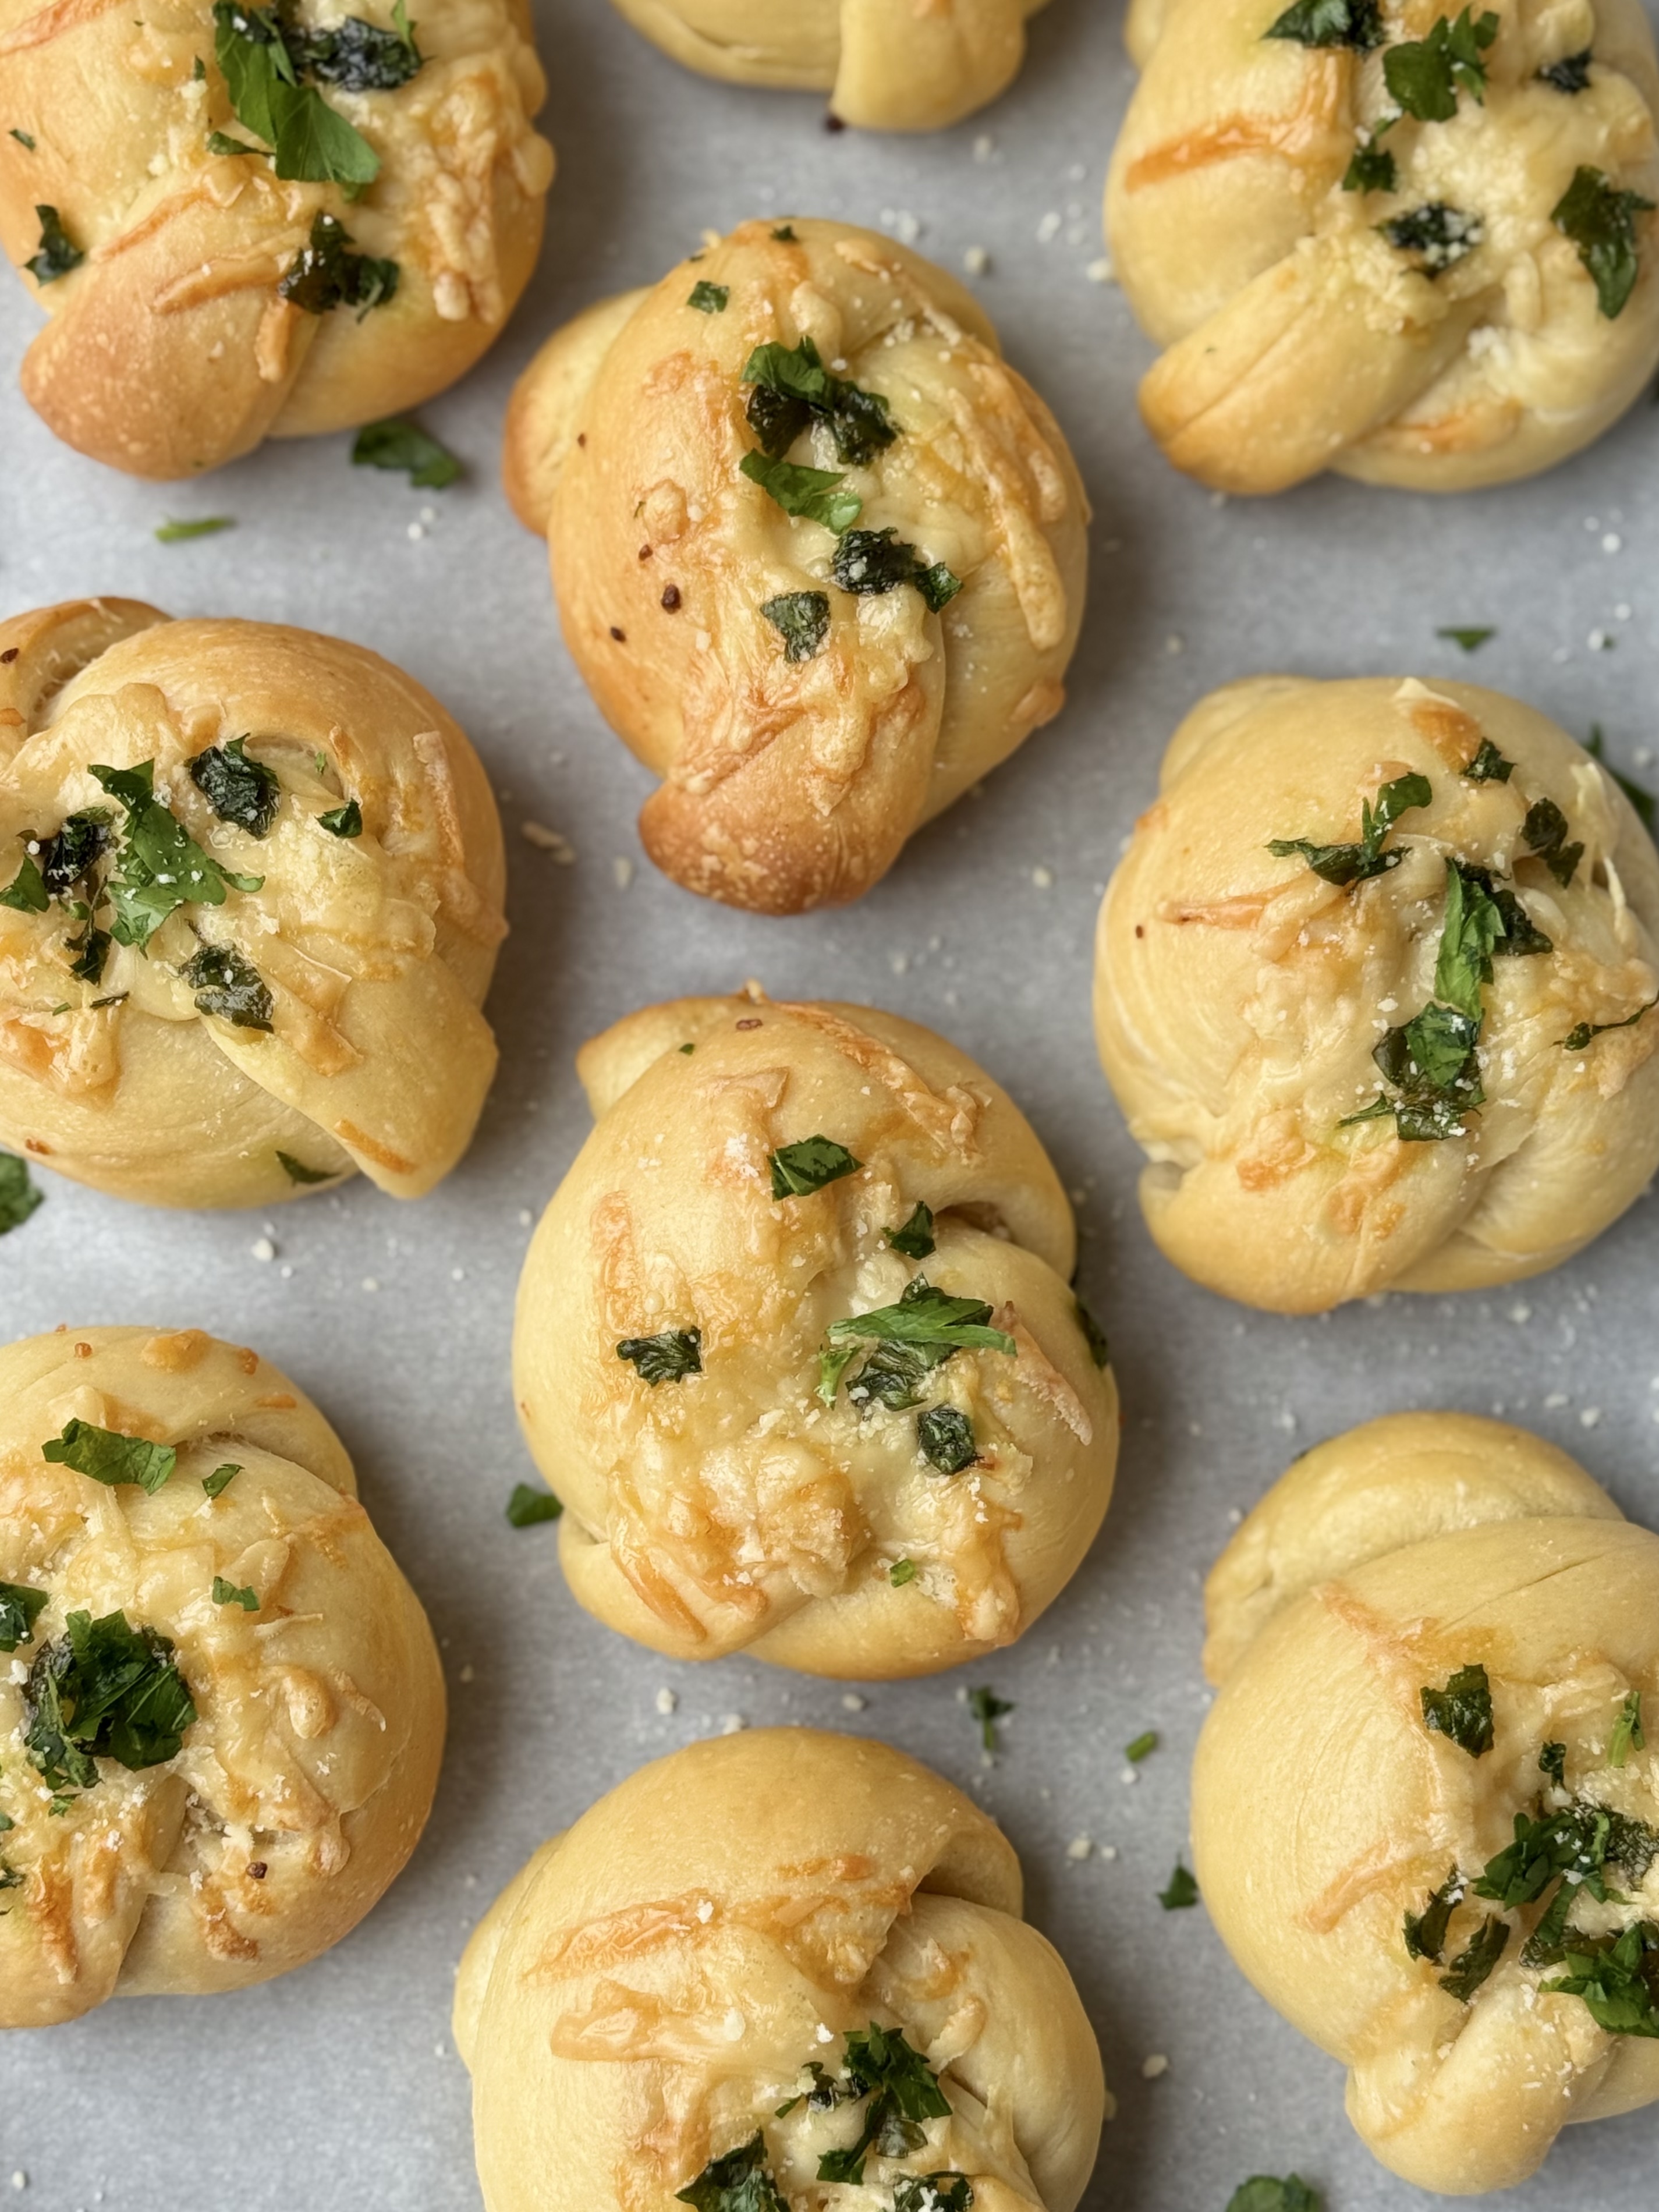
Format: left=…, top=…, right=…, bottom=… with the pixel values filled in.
left=0, top=854, right=47, bottom=912
left=1383, top=9, right=1499, bottom=122
left=1562, top=1001, right=1655, bottom=1052
left=0, top=1579, right=48, bottom=1653
left=24, top=204, right=82, bottom=284
left=1075, top=1298, right=1111, bottom=1367
left=278, top=212, right=399, bottom=317
left=42, top=1419, right=176, bottom=1495
left=687, top=281, right=729, bottom=313
left=318, top=799, right=363, bottom=837
left=1588, top=725, right=1657, bottom=831
left=212, top=3, right=385, bottom=192
left=1342, top=1001, right=1484, bottom=1142
left=772, top=225, right=798, bottom=242
left=1263, top=0, right=1381, bottom=45
left=39, top=811, right=111, bottom=896
left=207, top=129, right=263, bottom=155
left=741, top=335, right=898, bottom=465
left=201, top=1463, right=241, bottom=1498
left=827, top=1279, right=1015, bottom=1366
left=1610, top=1691, right=1645, bottom=1769
left=916, top=1403, right=976, bottom=1474
left=1539, top=48, right=1592, bottom=91
left=1440, top=1914, right=1509, bottom=2000
left=1226, top=2181, right=1320, bottom=2212
left=155, top=516, right=235, bottom=541
left=760, top=591, right=831, bottom=663
left=90, top=760, right=263, bottom=949
left=1404, top=1866, right=1465, bottom=1961
left=814, top=2024, right=953, bottom=2185
left=1463, top=736, right=1514, bottom=781
left=284, top=1, right=421, bottom=89
left=830, top=529, right=962, bottom=610
left=675, top=2137, right=787, bottom=2212
left=738, top=451, right=862, bottom=532
left=190, top=736, right=281, bottom=837
left=212, top=1576, right=258, bottom=1610
left=884, top=1201, right=937, bottom=1259
left=969, top=1685, right=1013, bottom=1752
left=1125, top=1729, right=1158, bottom=1762
left=276, top=1150, right=338, bottom=1183
left=616, top=1328, right=703, bottom=1384
left=1342, top=139, right=1397, bottom=193
left=1420, top=1661, right=1494, bottom=1756
left=1540, top=1740, right=1568, bottom=1787
left=770, top=1136, right=860, bottom=1199
left=506, top=1483, right=562, bottom=1526
left=1544, top=1919, right=1659, bottom=2033
left=352, top=417, right=460, bottom=487
left=1521, top=796, right=1583, bottom=886
left=1437, top=625, right=1494, bottom=651
left=889, top=1558, right=917, bottom=1586
left=183, top=943, right=274, bottom=1031
left=9, top=128, right=36, bottom=149
left=1434, top=861, right=1507, bottom=1017
left=1552, top=165, right=1655, bottom=319
left=894, top=2178, right=972, bottom=2212
left=1378, top=201, right=1485, bottom=273
left=24, top=1608, right=196, bottom=1786
left=1268, top=770, right=1431, bottom=885
left=1160, top=1861, right=1200, bottom=1909
left=0, top=1154, right=41, bottom=1238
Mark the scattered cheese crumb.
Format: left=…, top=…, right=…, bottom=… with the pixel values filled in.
left=1037, top=211, right=1062, bottom=243
left=612, top=856, right=635, bottom=890
left=517, top=1209, right=534, bottom=1228
left=1119, top=1766, right=1139, bottom=1786
left=361, top=1277, right=380, bottom=1293
left=521, top=820, right=575, bottom=862
left=1580, top=1408, right=1603, bottom=1428
left=1099, top=1844, right=1118, bottom=1862
left=1509, top=1303, right=1532, bottom=1324
left=963, top=245, right=991, bottom=276
left=841, top=1693, right=867, bottom=1712
left=1086, top=256, right=1114, bottom=283
left=720, top=1713, right=746, bottom=1735
left=1544, top=1391, right=1569, bottom=1409
left=655, top=1686, right=678, bottom=1715
left=1031, top=864, right=1054, bottom=889
left=459, top=1664, right=475, bottom=1685
left=1142, top=2055, right=1169, bottom=2080
left=972, top=134, right=995, bottom=162
left=1066, top=1836, right=1093, bottom=1860
left=250, top=1236, right=275, bottom=1263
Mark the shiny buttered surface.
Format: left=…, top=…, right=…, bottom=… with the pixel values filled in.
left=1194, top=1412, right=1659, bottom=2194
left=605, top=0, right=1049, bottom=130
left=512, top=992, right=1118, bottom=1678
left=0, top=1325, right=445, bottom=2027
left=1093, top=675, right=1659, bottom=1312
left=502, top=218, right=1088, bottom=913
left=0, top=599, right=506, bottom=1209
left=0, top=0, right=553, bottom=478
left=1106, top=0, right=1659, bottom=492
left=453, top=1728, right=1107, bottom=2212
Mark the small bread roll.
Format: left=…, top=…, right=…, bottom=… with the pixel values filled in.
left=1105, top=0, right=1659, bottom=492
left=502, top=218, right=1089, bottom=913
left=454, top=1729, right=1107, bottom=2212
left=1093, top=675, right=1659, bottom=1311
left=0, top=0, right=554, bottom=478
left=0, top=1325, right=444, bottom=2027
left=604, top=0, right=1048, bottom=130
left=1195, top=1411, right=1659, bottom=2195
left=513, top=991, right=1118, bottom=1677
left=0, top=598, right=506, bottom=1208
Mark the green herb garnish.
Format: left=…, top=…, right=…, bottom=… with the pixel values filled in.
left=1341, top=1001, right=1484, bottom=1142
left=284, top=0, right=421, bottom=89
left=1268, top=770, right=1430, bottom=885
left=1438, top=625, right=1494, bottom=651
left=1463, top=736, right=1514, bottom=781
left=1074, top=1298, right=1111, bottom=1367
left=352, top=417, right=460, bottom=487
left=1521, top=796, right=1583, bottom=887
left=1540, top=1741, right=1568, bottom=1787
left=9, top=128, right=36, bottom=149
left=1610, top=1691, right=1646, bottom=1769
left=318, top=799, right=363, bottom=837
left=277, top=211, right=399, bottom=317
left=760, top=591, right=830, bottom=662
left=201, top=1464, right=241, bottom=1498
left=212, top=1576, right=258, bottom=1610
left=675, top=2137, right=787, bottom=2212
left=889, top=1559, right=917, bottom=1586
left=155, top=516, right=235, bottom=542
left=1420, top=1661, right=1494, bottom=1756
left=23, top=1609, right=196, bottom=1786
left=1378, top=201, right=1485, bottom=272
left=969, top=1685, right=1013, bottom=1753
left=815, top=2025, right=952, bottom=2185
left=1342, top=139, right=1396, bottom=193
left=24, top=204, right=82, bottom=283
left=1552, top=165, right=1655, bottom=319
left=0, top=855, right=47, bottom=912
left=884, top=1202, right=936, bottom=1259
left=183, top=943, right=274, bottom=1031
left=276, top=1150, right=338, bottom=1183
left=1440, top=1915, right=1509, bottom=2000
left=1434, top=861, right=1506, bottom=1017
left=687, top=281, right=729, bottom=313
left=1562, top=1001, right=1654, bottom=1052
left=824, top=1280, right=1015, bottom=1413
left=506, top=1483, right=563, bottom=1527
left=42, top=1419, right=176, bottom=1495
left=616, top=1328, right=703, bottom=1384
left=0, top=1579, right=48, bottom=1653
left=830, top=529, right=962, bottom=610
left=0, top=1154, right=43, bottom=1235
left=1384, top=9, right=1499, bottom=121
left=1125, top=1730, right=1158, bottom=1762
left=1160, top=1862, right=1200, bottom=1910
left=1544, top=1920, right=1659, bottom=2033
left=1404, top=1866, right=1465, bottom=1961
left=190, top=736, right=280, bottom=837
left=742, top=335, right=898, bottom=465
left=916, top=1404, right=976, bottom=1474
left=39, top=811, right=111, bottom=896
left=90, top=760, right=263, bottom=951
left=1263, top=0, right=1381, bottom=44
left=770, top=1136, right=860, bottom=1199
left=1539, top=48, right=1591, bottom=91
left=894, top=2178, right=972, bottom=2212
left=1225, top=2181, right=1320, bottom=2212
left=207, top=130, right=263, bottom=155
left=211, top=2, right=386, bottom=192
left=739, top=452, right=862, bottom=532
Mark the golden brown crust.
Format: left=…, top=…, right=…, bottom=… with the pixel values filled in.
left=513, top=992, right=1118, bottom=1677
left=454, top=1729, right=1107, bottom=2212
left=0, top=0, right=554, bottom=477
left=0, top=597, right=506, bottom=1207
left=1105, top=0, right=1659, bottom=492
left=1194, top=1413, right=1659, bottom=2193
left=0, top=1325, right=445, bottom=2026
left=604, top=0, right=1049, bottom=130
left=1092, top=675, right=1659, bottom=1311
left=504, top=218, right=1089, bottom=914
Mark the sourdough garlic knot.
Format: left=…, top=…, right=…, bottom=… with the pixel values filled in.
left=454, top=1729, right=1107, bottom=2212
left=1093, top=675, right=1659, bottom=1311
left=1105, top=0, right=1659, bottom=491
left=503, top=219, right=1088, bottom=913
left=512, top=994, right=1118, bottom=1677
left=0, top=1325, right=444, bottom=2027
left=0, top=598, right=506, bottom=1208
left=605, top=0, right=1048, bottom=131
left=1196, top=1411, right=1659, bottom=2195
left=0, top=0, right=552, bottom=477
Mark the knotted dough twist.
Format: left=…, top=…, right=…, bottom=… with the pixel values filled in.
left=1, top=1324, right=445, bottom=2028
left=1105, top=0, right=1659, bottom=492
left=0, top=597, right=506, bottom=1208
left=605, top=0, right=1049, bottom=131
left=454, top=1728, right=1107, bottom=2212
left=1195, top=1410, right=1659, bottom=2195
left=513, top=992, right=1118, bottom=1678
left=503, top=218, right=1088, bottom=914
left=0, top=0, right=553, bottom=478
left=1093, top=675, right=1659, bottom=1311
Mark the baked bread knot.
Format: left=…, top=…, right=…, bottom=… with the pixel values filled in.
left=453, top=1728, right=1108, bottom=2212
left=513, top=991, right=1118, bottom=1677
left=1105, top=0, right=1659, bottom=492
left=502, top=218, right=1088, bottom=914
left=604, top=0, right=1049, bottom=131
left=0, top=598, right=506, bottom=1208
left=0, top=1324, right=445, bottom=2027
left=1093, top=675, right=1659, bottom=1312
left=1196, top=1410, right=1659, bottom=2194
left=0, top=0, right=552, bottom=478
